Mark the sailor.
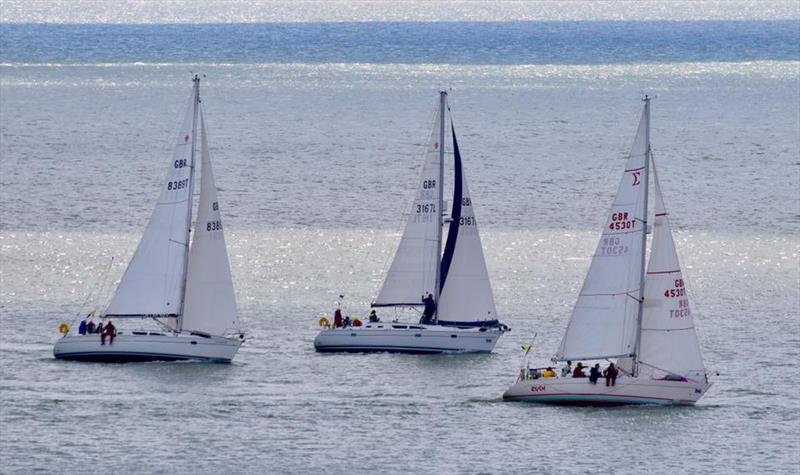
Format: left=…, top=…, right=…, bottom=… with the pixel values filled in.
left=589, top=364, right=602, bottom=384
left=542, top=367, right=557, bottom=378
left=572, top=362, right=587, bottom=378
left=333, top=309, right=343, bottom=329
left=78, top=319, right=87, bottom=335
left=419, top=293, right=436, bottom=325
left=604, top=362, right=619, bottom=387
left=561, top=360, right=572, bottom=377
left=96, top=321, right=104, bottom=335
left=342, top=316, right=351, bottom=328
left=368, top=310, right=379, bottom=323
left=86, top=319, right=96, bottom=334
left=100, top=320, right=116, bottom=345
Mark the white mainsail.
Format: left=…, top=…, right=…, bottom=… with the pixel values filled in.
left=638, top=162, right=705, bottom=378
left=437, top=126, right=498, bottom=325
left=373, top=104, right=443, bottom=307
left=556, top=104, right=650, bottom=361
left=106, top=81, right=199, bottom=316
left=181, top=112, right=239, bottom=335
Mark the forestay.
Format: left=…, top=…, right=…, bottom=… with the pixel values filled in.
left=638, top=162, right=704, bottom=378
left=181, top=112, right=239, bottom=335
left=556, top=105, right=649, bottom=361
left=105, top=81, right=198, bottom=316
left=437, top=125, right=498, bottom=326
left=373, top=105, right=443, bottom=307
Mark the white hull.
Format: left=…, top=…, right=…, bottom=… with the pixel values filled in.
left=314, top=323, right=505, bottom=354
left=502, top=375, right=711, bottom=406
left=53, top=331, right=242, bottom=363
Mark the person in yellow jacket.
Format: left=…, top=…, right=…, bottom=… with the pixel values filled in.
left=541, top=367, right=557, bottom=378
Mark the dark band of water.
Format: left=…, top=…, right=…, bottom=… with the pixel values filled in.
left=2, top=21, right=799, bottom=64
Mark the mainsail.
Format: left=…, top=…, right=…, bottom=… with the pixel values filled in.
left=556, top=103, right=650, bottom=361
left=372, top=102, right=443, bottom=307
left=437, top=124, right=498, bottom=326
left=181, top=112, right=239, bottom=335
left=106, top=79, right=199, bottom=316
left=638, top=162, right=704, bottom=378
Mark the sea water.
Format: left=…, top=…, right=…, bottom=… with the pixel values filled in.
left=1, top=2, right=799, bottom=473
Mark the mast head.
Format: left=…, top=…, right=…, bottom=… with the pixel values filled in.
left=193, top=74, right=200, bottom=83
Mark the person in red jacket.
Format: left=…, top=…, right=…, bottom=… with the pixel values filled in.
left=333, top=309, right=343, bottom=329
left=101, top=320, right=116, bottom=345
left=572, top=362, right=587, bottom=378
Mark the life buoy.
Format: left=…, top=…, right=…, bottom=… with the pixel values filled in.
left=59, top=322, right=70, bottom=335
left=318, top=317, right=330, bottom=328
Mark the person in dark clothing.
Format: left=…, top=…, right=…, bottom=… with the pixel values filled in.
left=96, top=322, right=104, bottom=335
left=78, top=319, right=87, bottom=335
left=604, top=362, right=619, bottom=387
left=100, top=320, right=116, bottom=345
left=342, top=316, right=351, bottom=328
left=368, top=310, right=379, bottom=323
left=86, top=320, right=96, bottom=334
left=333, top=309, right=343, bottom=329
left=420, top=293, right=436, bottom=325
left=589, top=364, right=602, bottom=384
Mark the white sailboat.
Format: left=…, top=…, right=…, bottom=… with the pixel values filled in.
left=314, top=91, right=509, bottom=353
left=503, top=97, right=711, bottom=404
left=54, top=76, right=243, bottom=363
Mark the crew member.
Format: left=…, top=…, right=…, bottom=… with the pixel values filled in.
left=420, top=293, right=436, bottom=325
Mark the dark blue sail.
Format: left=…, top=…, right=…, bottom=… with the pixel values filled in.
left=439, top=123, right=462, bottom=295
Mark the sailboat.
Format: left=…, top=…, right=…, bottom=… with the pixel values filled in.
left=314, top=91, right=509, bottom=353
left=503, top=97, right=711, bottom=405
left=54, top=76, right=243, bottom=363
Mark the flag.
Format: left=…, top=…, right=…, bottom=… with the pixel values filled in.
left=521, top=344, right=532, bottom=354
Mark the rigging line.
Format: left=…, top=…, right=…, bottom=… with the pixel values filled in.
left=579, top=289, right=640, bottom=297
left=71, top=255, right=115, bottom=325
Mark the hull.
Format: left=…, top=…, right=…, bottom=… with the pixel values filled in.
left=53, top=332, right=241, bottom=363
left=314, top=323, right=505, bottom=354
left=502, top=375, right=711, bottom=406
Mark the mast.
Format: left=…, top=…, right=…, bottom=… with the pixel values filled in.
left=632, top=95, right=651, bottom=376
left=433, top=90, right=446, bottom=322
left=177, top=75, right=201, bottom=330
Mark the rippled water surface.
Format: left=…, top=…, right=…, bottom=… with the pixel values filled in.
left=1, top=3, right=799, bottom=474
